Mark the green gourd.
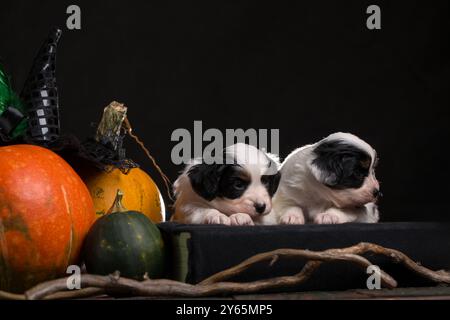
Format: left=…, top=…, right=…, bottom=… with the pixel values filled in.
left=83, top=190, right=166, bottom=280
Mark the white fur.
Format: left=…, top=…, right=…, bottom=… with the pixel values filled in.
left=263, top=132, right=380, bottom=225
left=171, top=143, right=280, bottom=225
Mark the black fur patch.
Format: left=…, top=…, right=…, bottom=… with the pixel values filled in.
left=218, top=165, right=251, bottom=199
left=188, top=164, right=250, bottom=201
left=261, top=154, right=281, bottom=196
left=261, top=172, right=281, bottom=196
left=312, top=140, right=371, bottom=189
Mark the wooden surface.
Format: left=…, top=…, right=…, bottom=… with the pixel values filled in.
left=233, top=286, right=450, bottom=300
left=89, top=286, right=450, bottom=300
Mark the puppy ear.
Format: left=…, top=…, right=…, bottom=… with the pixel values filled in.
left=187, top=163, right=226, bottom=201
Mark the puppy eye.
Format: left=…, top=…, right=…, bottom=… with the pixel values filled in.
left=233, top=179, right=247, bottom=190
left=360, top=159, right=371, bottom=169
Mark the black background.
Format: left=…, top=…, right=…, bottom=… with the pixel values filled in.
left=1, top=1, right=449, bottom=221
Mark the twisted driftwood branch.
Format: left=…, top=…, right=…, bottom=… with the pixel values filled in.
left=0, top=242, right=449, bottom=300
left=200, top=242, right=450, bottom=285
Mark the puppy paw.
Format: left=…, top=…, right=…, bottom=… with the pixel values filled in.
left=314, top=212, right=342, bottom=224
left=230, top=213, right=254, bottom=226
left=203, top=212, right=231, bottom=225
left=365, top=203, right=380, bottom=223
left=279, top=211, right=305, bottom=225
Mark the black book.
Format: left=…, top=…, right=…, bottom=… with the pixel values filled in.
left=158, top=222, right=450, bottom=292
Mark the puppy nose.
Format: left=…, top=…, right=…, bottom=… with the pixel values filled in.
left=372, top=188, right=382, bottom=198
left=254, top=203, right=266, bottom=214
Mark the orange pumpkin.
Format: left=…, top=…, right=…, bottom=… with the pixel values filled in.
left=0, top=145, right=95, bottom=292
left=79, top=166, right=165, bottom=223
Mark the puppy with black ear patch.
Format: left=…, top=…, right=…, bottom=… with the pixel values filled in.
left=268, top=132, right=380, bottom=225
left=171, top=143, right=281, bottom=225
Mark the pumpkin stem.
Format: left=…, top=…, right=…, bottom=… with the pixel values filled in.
left=95, top=101, right=127, bottom=151
left=107, top=189, right=128, bottom=214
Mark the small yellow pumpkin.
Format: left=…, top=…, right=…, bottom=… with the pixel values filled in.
left=80, top=166, right=165, bottom=223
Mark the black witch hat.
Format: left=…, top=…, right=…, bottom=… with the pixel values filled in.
left=21, top=28, right=62, bottom=145
left=19, top=28, right=137, bottom=172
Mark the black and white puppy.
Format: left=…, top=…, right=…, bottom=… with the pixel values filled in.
left=171, top=143, right=281, bottom=225
left=265, top=133, right=380, bottom=225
